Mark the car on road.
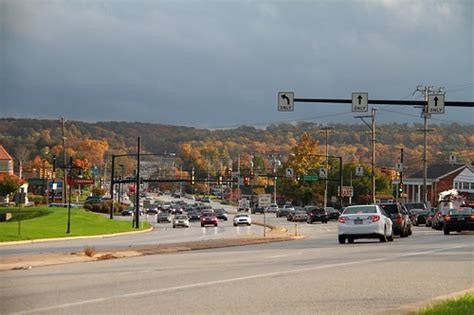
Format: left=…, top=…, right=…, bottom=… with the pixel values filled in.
left=326, top=207, right=341, bottom=220
left=288, top=210, right=307, bottom=222
left=157, top=212, right=172, bottom=223
left=409, top=208, right=429, bottom=226
left=173, top=214, right=190, bottom=228
left=443, top=207, right=474, bottom=235
left=432, top=209, right=450, bottom=230
left=146, top=208, right=159, bottom=215
left=378, top=203, right=410, bottom=237
left=425, top=209, right=436, bottom=227
left=201, top=212, right=218, bottom=227
left=121, top=208, right=134, bottom=216
left=214, top=208, right=228, bottom=221
left=201, top=198, right=211, bottom=203
left=265, top=204, right=279, bottom=213
left=338, top=205, right=394, bottom=244
left=233, top=213, right=252, bottom=226
left=307, top=207, right=328, bottom=224
left=253, top=207, right=265, bottom=214
left=276, top=207, right=291, bottom=218
left=188, top=210, right=200, bottom=221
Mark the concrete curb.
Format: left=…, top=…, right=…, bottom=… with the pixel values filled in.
left=382, top=287, right=474, bottom=315
left=0, top=227, right=154, bottom=246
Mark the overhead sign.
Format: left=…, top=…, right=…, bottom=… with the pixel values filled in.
left=428, top=94, right=445, bottom=114
left=355, top=166, right=364, bottom=176
left=338, top=186, right=353, bottom=197
left=278, top=92, right=294, bottom=112
left=352, top=92, right=368, bottom=112
left=319, top=168, right=327, bottom=179
left=395, top=163, right=403, bottom=172
left=285, top=168, right=294, bottom=178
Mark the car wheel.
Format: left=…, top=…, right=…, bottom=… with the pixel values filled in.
left=201, top=224, right=204, bottom=227
left=247, top=223, right=251, bottom=226
left=387, top=232, right=394, bottom=242
left=444, top=228, right=450, bottom=235
left=456, top=229, right=461, bottom=233
left=408, top=227, right=412, bottom=236
left=400, top=228, right=407, bottom=238
left=307, top=220, right=311, bottom=224
left=233, top=224, right=237, bottom=227
left=338, top=235, right=346, bottom=244
left=348, top=237, right=354, bottom=244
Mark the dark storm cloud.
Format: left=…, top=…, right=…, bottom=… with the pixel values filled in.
left=1, top=0, right=472, bottom=126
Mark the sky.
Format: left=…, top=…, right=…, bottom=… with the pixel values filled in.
left=1, top=0, right=473, bottom=128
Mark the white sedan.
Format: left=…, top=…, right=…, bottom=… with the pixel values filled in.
left=337, top=205, right=393, bottom=244
left=233, top=213, right=252, bottom=226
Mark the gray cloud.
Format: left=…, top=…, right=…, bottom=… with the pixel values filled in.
left=1, top=0, right=472, bottom=127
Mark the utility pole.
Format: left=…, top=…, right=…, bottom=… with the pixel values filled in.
left=355, top=109, right=376, bottom=204
left=60, top=117, right=67, bottom=204
left=135, top=137, right=140, bottom=229
left=319, top=126, right=333, bottom=209
left=415, top=85, right=442, bottom=205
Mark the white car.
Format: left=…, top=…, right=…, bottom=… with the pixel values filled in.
left=172, top=214, right=190, bottom=228
left=233, top=213, right=252, bottom=226
left=265, top=204, right=279, bottom=213
left=337, top=205, right=393, bottom=244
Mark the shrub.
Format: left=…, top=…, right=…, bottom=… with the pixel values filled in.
left=84, top=246, right=96, bottom=257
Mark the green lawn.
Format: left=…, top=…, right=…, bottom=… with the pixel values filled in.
left=0, top=206, right=150, bottom=242
left=414, top=292, right=474, bottom=315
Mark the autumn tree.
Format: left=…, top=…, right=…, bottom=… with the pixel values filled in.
left=0, top=174, right=24, bottom=199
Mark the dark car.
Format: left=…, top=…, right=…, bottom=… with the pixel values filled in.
left=276, top=207, right=290, bottom=218
left=307, top=207, right=328, bottom=224
left=157, top=212, right=172, bottom=223
left=443, top=208, right=474, bottom=235
left=146, top=208, right=159, bottom=215
left=409, top=209, right=429, bottom=226
left=325, top=207, right=341, bottom=220
left=378, top=203, right=410, bottom=237
left=84, top=196, right=103, bottom=205
left=214, top=208, right=228, bottom=221
left=253, top=207, right=265, bottom=215
left=188, top=211, right=200, bottom=221
left=121, top=208, right=134, bottom=216
left=200, top=212, right=218, bottom=227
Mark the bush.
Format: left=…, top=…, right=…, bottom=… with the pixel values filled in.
left=28, top=194, right=46, bottom=205
left=91, top=187, right=107, bottom=197
left=84, top=200, right=125, bottom=214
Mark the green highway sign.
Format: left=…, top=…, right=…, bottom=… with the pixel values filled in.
left=303, top=175, right=318, bottom=181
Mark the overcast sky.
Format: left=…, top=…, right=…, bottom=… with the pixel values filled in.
left=1, top=0, right=473, bottom=127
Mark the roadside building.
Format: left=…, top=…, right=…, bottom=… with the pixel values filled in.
left=394, top=163, right=470, bottom=206
left=0, top=145, right=28, bottom=205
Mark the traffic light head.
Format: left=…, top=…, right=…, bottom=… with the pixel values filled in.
left=244, top=176, right=250, bottom=186
left=191, top=175, right=195, bottom=185
left=399, top=183, right=404, bottom=193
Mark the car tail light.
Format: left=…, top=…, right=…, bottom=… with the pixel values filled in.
left=437, top=213, right=442, bottom=218
left=338, top=216, right=347, bottom=224
left=445, top=216, right=451, bottom=221
left=371, top=215, right=380, bottom=222
left=471, top=215, right=474, bottom=220
left=396, top=214, right=403, bottom=225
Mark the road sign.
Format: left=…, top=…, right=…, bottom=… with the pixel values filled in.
left=285, top=168, right=294, bottom=178
left=395, top=163, right=403, bottom=172
left=278, top=92, right=294, bottom=112
left=428, top=94, right=445, bottom=114
left=302, top=175, right=318, bottom=181
left=352, top=92, right=368, bottom=112
left=319, top=168, right=327, bottom=179
left=338, top=186, right=353, bottom=197
left=355, top=166, right=364, bottom=176
left=258, top=194, right=272, bottom=208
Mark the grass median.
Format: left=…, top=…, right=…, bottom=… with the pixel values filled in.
left=414, top=292, right=474, bottom=315
left=0, top=206, right=150, bottom=242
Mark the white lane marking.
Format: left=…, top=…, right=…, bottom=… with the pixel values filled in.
left=268, top=252, right=302, bottom=259
left=13, top=245, right=465, bottom=314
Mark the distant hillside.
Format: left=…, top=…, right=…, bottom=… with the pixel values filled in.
left=0, top=118, right=472, bottom=174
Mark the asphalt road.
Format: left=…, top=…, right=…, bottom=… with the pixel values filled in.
left=2, top=220, right=472, bottom=314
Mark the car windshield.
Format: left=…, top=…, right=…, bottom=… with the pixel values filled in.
left=448, top=208, right=473, bottom=215
left=175, top=215, right=187, bottom=219
left=343, top=206, right=377, bottom=214
left=405, top=203, right=426, bottom=210
left=236, top=214, right=248, bottom=218
left=379, top=204, right=399, bottom=214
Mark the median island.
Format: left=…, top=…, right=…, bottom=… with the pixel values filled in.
left=0, top=206, right=150, bottom=242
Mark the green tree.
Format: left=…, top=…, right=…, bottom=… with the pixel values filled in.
left=0, top=174, right=23, bottom=199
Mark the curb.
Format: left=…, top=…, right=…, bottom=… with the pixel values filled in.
left=0, top=227, right=154, bottom=246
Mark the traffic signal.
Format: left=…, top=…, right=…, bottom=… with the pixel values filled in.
left=191, top=175, right=195, bottom=185
left=243, top=176, right=250, bottom=186
left=399, top=183, right=404, bottom=193
left=218, top=175, right=223, bottom=185
left=250, top=170, right=255, bottom=178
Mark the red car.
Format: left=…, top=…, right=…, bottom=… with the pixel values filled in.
left=201, top=213, right=218, bottom=227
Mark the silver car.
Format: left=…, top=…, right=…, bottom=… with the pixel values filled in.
left=173, top=214, right=190, bottom=228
